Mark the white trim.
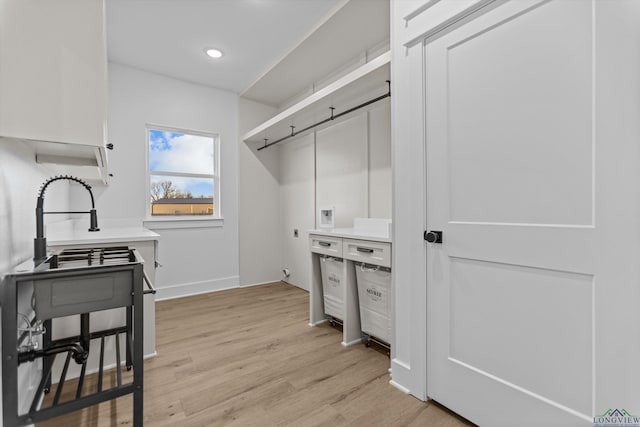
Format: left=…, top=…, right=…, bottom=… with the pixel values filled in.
left=309, top=319, right=328, bottom=327
left=145, top=124, right=221, bottom=220
left=154, top=275, right=239, bottom=301
left=341, top=337, right=363, bottom=347
left=144, top=351, right=158, bottom=360
left=403, top=0, right=441, bottom=23
left=392, top=358, right=411, bottom=371
left=389, top=379, right=412, bottom=394
left=149, top=170, right=214, bottom=179
left=239, top=280, right=285, bottom=288
left=144, top=217, right=224, bottom=230
left=403, top=0, right=502, bottom=48
left=145, top=123, right=217, bottom=139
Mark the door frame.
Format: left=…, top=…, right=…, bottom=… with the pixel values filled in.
left=390, top=0, right=502, bottom=401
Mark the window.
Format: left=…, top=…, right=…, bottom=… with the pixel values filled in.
left=147, top=126, right=220, bottom=218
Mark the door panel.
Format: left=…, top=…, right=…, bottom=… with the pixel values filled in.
left=449, top=258, right=593, bottom=415
left=426, top=0, right=640, bottom=425
left=446, top=0, right=593, bottom=226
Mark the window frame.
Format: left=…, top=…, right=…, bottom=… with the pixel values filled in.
left=144, top=124, right=221, bottom=224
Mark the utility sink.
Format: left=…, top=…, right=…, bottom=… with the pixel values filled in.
left=23, top=247, right=141, bottom=320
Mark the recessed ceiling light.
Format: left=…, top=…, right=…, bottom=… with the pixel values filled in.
left=205, top=48, right=223, bottom=58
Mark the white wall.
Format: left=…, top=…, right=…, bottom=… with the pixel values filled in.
left=75, top=63, right=240, bottom=299
left=316, top=113, right=368, bottom=228
left=277, top=101, right=391, bottom=291
left=238, top=98, right=282, bottom=287
left=368, top=101, right=392, bottom=218
left=0, top=138, right=70, bottom=417
left=279, top=134, right=316, bottom=291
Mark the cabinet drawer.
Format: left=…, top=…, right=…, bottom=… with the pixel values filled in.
left=309, top=235, right=343, bottom=257
left=343, top=239, right=391, bottom=268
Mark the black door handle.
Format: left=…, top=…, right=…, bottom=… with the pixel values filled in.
left=424, top=230, right=443, bottom=244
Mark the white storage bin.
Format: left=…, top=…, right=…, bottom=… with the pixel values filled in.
left=320, top=256, right=344, bottom=320
left=355, top=263, right=391, bottom=343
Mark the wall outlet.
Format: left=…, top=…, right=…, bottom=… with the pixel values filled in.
left=293, top=229, right=299, bottom=238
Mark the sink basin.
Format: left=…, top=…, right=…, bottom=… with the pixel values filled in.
left=12, top=247, right=142, bottom=320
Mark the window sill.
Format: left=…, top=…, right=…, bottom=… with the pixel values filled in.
left=143, top=217, right=224, bottom=230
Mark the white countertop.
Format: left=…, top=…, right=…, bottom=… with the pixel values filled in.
left=308, top=228, right=392, bottom=243
left=47, top=219, right=160, bottom=247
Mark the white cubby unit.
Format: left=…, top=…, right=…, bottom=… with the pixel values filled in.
left=309, top=219, right=392, bottom=348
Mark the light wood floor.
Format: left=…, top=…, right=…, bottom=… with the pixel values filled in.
left=38, top=282, right=474, bottom=426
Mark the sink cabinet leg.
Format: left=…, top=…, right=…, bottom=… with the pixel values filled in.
left=43, top=319, right=53, bottom=392
left=126, top=306, right=133, bottom=369
left=78, top=313, right=90, bottom=364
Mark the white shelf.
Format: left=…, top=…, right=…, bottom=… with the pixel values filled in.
left=28, top=139, right=110, bottom=185
left=243, top=51, right=391, bottom=146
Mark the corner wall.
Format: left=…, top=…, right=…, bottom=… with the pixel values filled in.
left=238, top=98, right=282, bottom=287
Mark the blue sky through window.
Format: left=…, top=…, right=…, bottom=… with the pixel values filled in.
left=149, top=128, right=215, bottom=198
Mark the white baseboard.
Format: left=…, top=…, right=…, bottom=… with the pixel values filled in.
left=391, top=357, right=427, bottom=401
left=342, top=338, right=363, bottom=347
left=239, top=279, right=283, bottom=288
left=155, top=276, right=240, bottom=301
left=389, top=379, right=411, bottom=394
left=309, top=319, right=328, bottom=327
left=283, top=279, right=309, bottom=291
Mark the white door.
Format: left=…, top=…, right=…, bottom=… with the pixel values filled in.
left=425, top=1, right=640, bottom=426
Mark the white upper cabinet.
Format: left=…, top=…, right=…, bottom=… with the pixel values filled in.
left=0, top=0, right=109, bottom=182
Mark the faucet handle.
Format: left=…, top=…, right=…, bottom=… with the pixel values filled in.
left=89, top=209, right=100, bottom=232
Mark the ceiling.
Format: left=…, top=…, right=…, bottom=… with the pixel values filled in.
left=106, top=0, right=345, bottom=97
left=106, top=0, right=390, bottom=108
left=241, top=0, right=390, bottom=107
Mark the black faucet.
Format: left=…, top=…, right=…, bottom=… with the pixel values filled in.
left=34, top=175, right=100, bottom=265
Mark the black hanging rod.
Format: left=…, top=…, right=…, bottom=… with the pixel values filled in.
left=257, top=80, right=391, bottom=151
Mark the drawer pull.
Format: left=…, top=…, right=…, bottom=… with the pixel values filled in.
left=318, top=241, right=331, bottom=247
left=356, top=247, right=374, bottom=253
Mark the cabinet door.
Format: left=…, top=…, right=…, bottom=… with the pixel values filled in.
left=0, top=0, right=107, bottom=147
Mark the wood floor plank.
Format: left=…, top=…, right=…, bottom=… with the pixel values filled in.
left=37, top=282, right=475, bottom=426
